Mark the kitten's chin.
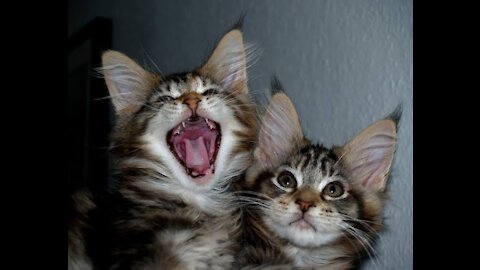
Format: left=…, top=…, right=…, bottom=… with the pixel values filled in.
left=266, top=217, right=340, bottom=248
left=287, top=228, right=340, bottom=248
left=290, top=219, right=316, bottom=231
left=186, top=171, right=214, bottom=186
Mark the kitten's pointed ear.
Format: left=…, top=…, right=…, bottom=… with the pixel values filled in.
left=199, top=30, right=248, bottom=93
left=340, top=118, right=398, bottom=192
left=255, top=91, right=304, bottom=168
left=101, top=50, right=157, bottom=115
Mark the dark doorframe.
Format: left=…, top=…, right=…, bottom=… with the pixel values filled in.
left=68, top=18, right=113, bottom=194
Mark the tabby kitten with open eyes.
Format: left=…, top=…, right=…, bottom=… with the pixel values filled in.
left=68, top=27, right=257, bottom=270
left=236, top=78, right=400, bottom=270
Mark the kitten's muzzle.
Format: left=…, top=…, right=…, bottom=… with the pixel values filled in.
left=294, top=188, right=319, bottom=212
left=183, top=97, right=201, bottom=116
left=295, top=200, right=315, bottom=212
left=181, top=92, right=202, bottom=117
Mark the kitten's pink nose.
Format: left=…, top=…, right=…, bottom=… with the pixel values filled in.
left=184, top=98, right=200, bottom=111
left=295, top=200, right=314, bottom=212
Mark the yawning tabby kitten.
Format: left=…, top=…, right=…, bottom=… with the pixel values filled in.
left=68, top=26, right=257, bottom=270
left=236, top=78, right=400, bottom=270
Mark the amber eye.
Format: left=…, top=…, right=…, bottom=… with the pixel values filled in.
left=277, top=171, right=297, bottom=189
left=323, top=182, right=344, bottom=198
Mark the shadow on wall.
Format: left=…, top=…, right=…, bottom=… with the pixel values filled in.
left=68, top=18, right=113, bottom=194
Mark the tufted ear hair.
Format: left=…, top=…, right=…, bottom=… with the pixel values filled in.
left=101, top=50, right=157, bottom=115
left=339, top=114, right=399, bottom=192
left=255, top=89, right=304, bottom=169
left=199, top=29, right=248, bottom=94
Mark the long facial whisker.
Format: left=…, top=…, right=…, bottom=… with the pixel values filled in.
left=233, top=190, right=275, bottom=200
left=233, top=195, right=274, bottom=205
left=339, top=230, right=365, bottom=260
left=335, top=213, right=381, bottom=238
left=140, top=46, right=164, bottom=78
left=340, top=223, right=380, bottom=269
left=233, top=196, right=275, bottom=210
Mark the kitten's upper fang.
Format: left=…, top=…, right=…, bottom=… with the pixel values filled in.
left=205, top=118, right=215, bottom=129
left=173, top=125, right=182, bottom=135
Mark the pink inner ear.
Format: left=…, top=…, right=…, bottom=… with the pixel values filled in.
left=361, top=159, right=389, bottom=189
left=256, top=93, right=304, bottom=168
left=223, top=72, right=236, bottom=88
left=354, top=145, right=393, bottom=190
left=258, top=117, right=284, bottom=167
left=222, top=68, right=243, bottom=89
left=344, top=122, right=396, bottom=192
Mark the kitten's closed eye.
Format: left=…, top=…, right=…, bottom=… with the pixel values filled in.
left=203, top=89, right=218, bottom=96
left=322, top=182, right=344, bottom=198
left=158, top=95, right=174, bottom=102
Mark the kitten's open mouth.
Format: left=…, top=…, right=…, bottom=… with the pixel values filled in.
left=167, top=116, right=221, bottom=183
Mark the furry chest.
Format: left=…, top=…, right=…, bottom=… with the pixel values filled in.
left=154, top=226, right=235, bottom=270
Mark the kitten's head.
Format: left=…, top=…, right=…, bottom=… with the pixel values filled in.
left=101, top=29, right=256, bottom=194
left=246, top=79, right=398, bottom=249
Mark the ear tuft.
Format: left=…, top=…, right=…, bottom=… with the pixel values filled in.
left=341, top=119, right=398, bottom=192
left=255, top=92, right=304, bottom=168
left=101, top=50, right=156, bottom=114
left=199, top=30, right=248, bottom=93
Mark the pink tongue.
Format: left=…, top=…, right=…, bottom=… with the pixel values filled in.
left=184, top=136, right=210, bottom=173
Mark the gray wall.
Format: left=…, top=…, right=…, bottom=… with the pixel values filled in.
left=69, top=1, right=413, bottom=269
